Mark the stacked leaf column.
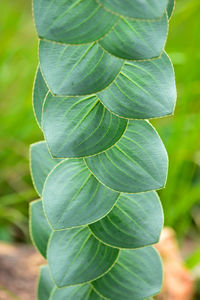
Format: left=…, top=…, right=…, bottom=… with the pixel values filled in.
left=30, top=0, right=176, bottom=299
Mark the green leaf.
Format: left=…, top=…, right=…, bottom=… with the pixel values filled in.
left=43, top=159, right=119, bottom=230
left=30, top=200, right=51, bottom=258
left=97, top=0, right=168, bottom=19
left=86, top=120, right=168, bottom=193
left=48, top=227, right=119, bottom=287
left=90, top=191, right=163, bottom=249
left=98, top=52, right=176, bottom=119
left=167, top=0, right=175, bottom=19
left=33, top=66, right=48, bottom=127
left=38, top=266, right=104, bottom=300
left=50, top=284, right=104, bottom=300
left=99, top=14, right=168, bottom=60
left=93, top=247, right=163, bottom=300
left=34, top=0, right=118, bottom=44
left=30, top=141, right=63, bottom=196
left=42, top=93, right=127, bottom=158
left=38, top=265, right=54, bottom=300
left=39, top=40, right=123, bottom=96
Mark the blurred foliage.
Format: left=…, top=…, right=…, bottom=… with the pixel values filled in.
left=0, top=0, right=199, bottom=272
left=154, top=0, right=200, bottom=247
left=0, top=0, right=41, bottom=241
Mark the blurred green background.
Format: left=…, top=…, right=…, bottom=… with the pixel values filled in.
left=0, top=0, right=199, bottom=282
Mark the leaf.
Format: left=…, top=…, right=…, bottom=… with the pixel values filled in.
left=34, top=0, right=118, bottom=44
left=167, top=0, right=175, bottom=19
left=50, top=284, right=104, bottom=300
left=38, top=265, right=104, bottom=300
left=99, top=14, right=168, bottom=60
left=86, top=120, right=168, bottom=193
left=33, top=66, right=48, bottom=127
left=43, top=159, right=119, bottom=230
left=48, top=227, right=119, bottom=287
left=97, top=0, right=168, bottom=19
left=93, top=247, right=163, bottom=300
left=38, top=265, right=54, bottom=300
left=39, top=40, right=123, bottom=96
left=90, top=191, right=163, bottom=249
left=98, top=52, right=176, bottom=119
left=42, top=93, right=127, bottom=158
left=30, top=200, right=51, bottom=258
left=30, top=141, right=63, bottom=196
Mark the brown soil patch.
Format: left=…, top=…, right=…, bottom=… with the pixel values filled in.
left=0, top=243, right=45, bottom=300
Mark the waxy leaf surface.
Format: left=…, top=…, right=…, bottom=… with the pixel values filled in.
left=90, top=191, right=163, bottom=248
left=30, top=142, right=63, bottom=196
left=33, top=67, right=48, bottom=127
left=98, top=53, right=176, bottom=119
left=30, top=200, right=51, bottom=258
left=42, top=93, right=127, bottom=158
left=167, top=0, right=175, bottom=18
left=34, top=0, right=118, bottom=44
left=39, top=41, right=123, bottom=96
left=38, top=266, right=54, bottom=300
left=43, top=159, right=119, bottom=230
left=51, top=284, right=104, bottom=300
left=99, top=14, right=168, bottom=60
left=38, top=266, right=104, bottom=300
left=48, top=227, right=119, bottom=287
left=86, top=120, right=168, bottom=193
left=97, top=0, right=168, bottom=19
left=93, top=247, right=163, bottom=300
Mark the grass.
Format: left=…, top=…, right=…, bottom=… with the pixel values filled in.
left=0, top=0, right=41, bottom=241
left=0, top=0, right=199, bottom=271
left=154, top=0, right=200, bottom=245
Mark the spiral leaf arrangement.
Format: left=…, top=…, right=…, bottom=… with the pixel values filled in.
left=30, top=0, right=176, bottom=299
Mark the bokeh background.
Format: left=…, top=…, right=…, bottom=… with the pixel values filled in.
left=0, top=0, right=200, bottom=297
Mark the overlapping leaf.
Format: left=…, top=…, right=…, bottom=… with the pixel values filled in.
left=90, top=191, right=163, bottom=249
left=39, top=41, right=123, bottom=96
left=38, top=266, right=54, bottom=300
left=167, top=0, right=175, bottom=19
left=99, top=14, right=168, bottom=60
left=31, top=0, right=176, bottom=298
left=30, top=200, right=51, bottom=258
left=34, top=0, right=118, bottom=44
left=38, top=266, right=104, bottom=300
left=51, top=285, right=104, bottom=300
left=33, top=67, right=48, bottom=127
left=93, top=247, right=163, bottom=300
left=48, top=227, right=119, bottom=287
left=43, top=159, right=119, bottom=230
left=42, top=93, right=127, bottom=158
left=98, top=52, right=176, bottom=119
left=86, top=120, right=168, bottom=193
left=97, top=0, right=168, bottom=19
left=30, top=142, right=63, bottom=196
